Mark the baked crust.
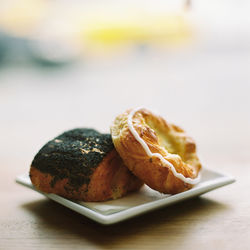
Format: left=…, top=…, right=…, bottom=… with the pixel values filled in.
left=110, top=108, right=202, bottom=194
left=30, top=128, right=143, bottom=201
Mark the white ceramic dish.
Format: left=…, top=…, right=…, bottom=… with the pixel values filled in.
left=16, top=168, right=235, bottom=225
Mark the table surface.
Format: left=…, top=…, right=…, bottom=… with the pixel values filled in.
left=1, top=2, right=250, bottom=249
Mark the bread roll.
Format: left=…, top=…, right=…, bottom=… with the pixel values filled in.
left=30, top=128, right=143, bottom=201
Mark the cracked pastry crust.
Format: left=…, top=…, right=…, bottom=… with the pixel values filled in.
left=30, top=128, right=143, bottom=202
left=110, top=108, right=202, bottom=194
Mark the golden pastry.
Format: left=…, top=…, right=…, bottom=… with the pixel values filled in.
left=110, top=108, right=202, bottom=194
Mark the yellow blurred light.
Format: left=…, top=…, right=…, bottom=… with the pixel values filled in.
left=76, top=12, right=192, bottom=50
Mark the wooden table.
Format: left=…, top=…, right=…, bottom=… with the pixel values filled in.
left=1, top=8, right=250, bottom=249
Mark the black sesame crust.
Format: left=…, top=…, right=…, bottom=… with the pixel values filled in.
left=31, top=128, right=114, bottom=189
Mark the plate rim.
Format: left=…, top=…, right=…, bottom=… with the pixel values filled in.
left=16, top=169, right=235, bottom=225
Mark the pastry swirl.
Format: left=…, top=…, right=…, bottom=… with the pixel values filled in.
left=110, top=108, right=202, bottom=194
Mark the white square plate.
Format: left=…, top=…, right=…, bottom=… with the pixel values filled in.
left=16, top=168, right=235, bottom=225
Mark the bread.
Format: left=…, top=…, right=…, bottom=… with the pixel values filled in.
left=110, top=108, right=202, bottom=194
left=30, top=128, right=143, bottom=201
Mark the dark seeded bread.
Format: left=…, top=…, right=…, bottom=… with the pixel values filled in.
left=30, top=128, right=143, bottom=201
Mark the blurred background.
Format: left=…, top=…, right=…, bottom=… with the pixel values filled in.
left=0, top=0, right=249, bottom=181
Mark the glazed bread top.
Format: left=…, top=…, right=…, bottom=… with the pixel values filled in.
left=110, top=108, right=202, bottom=194
left=31, top=128, right=114, bottom=190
